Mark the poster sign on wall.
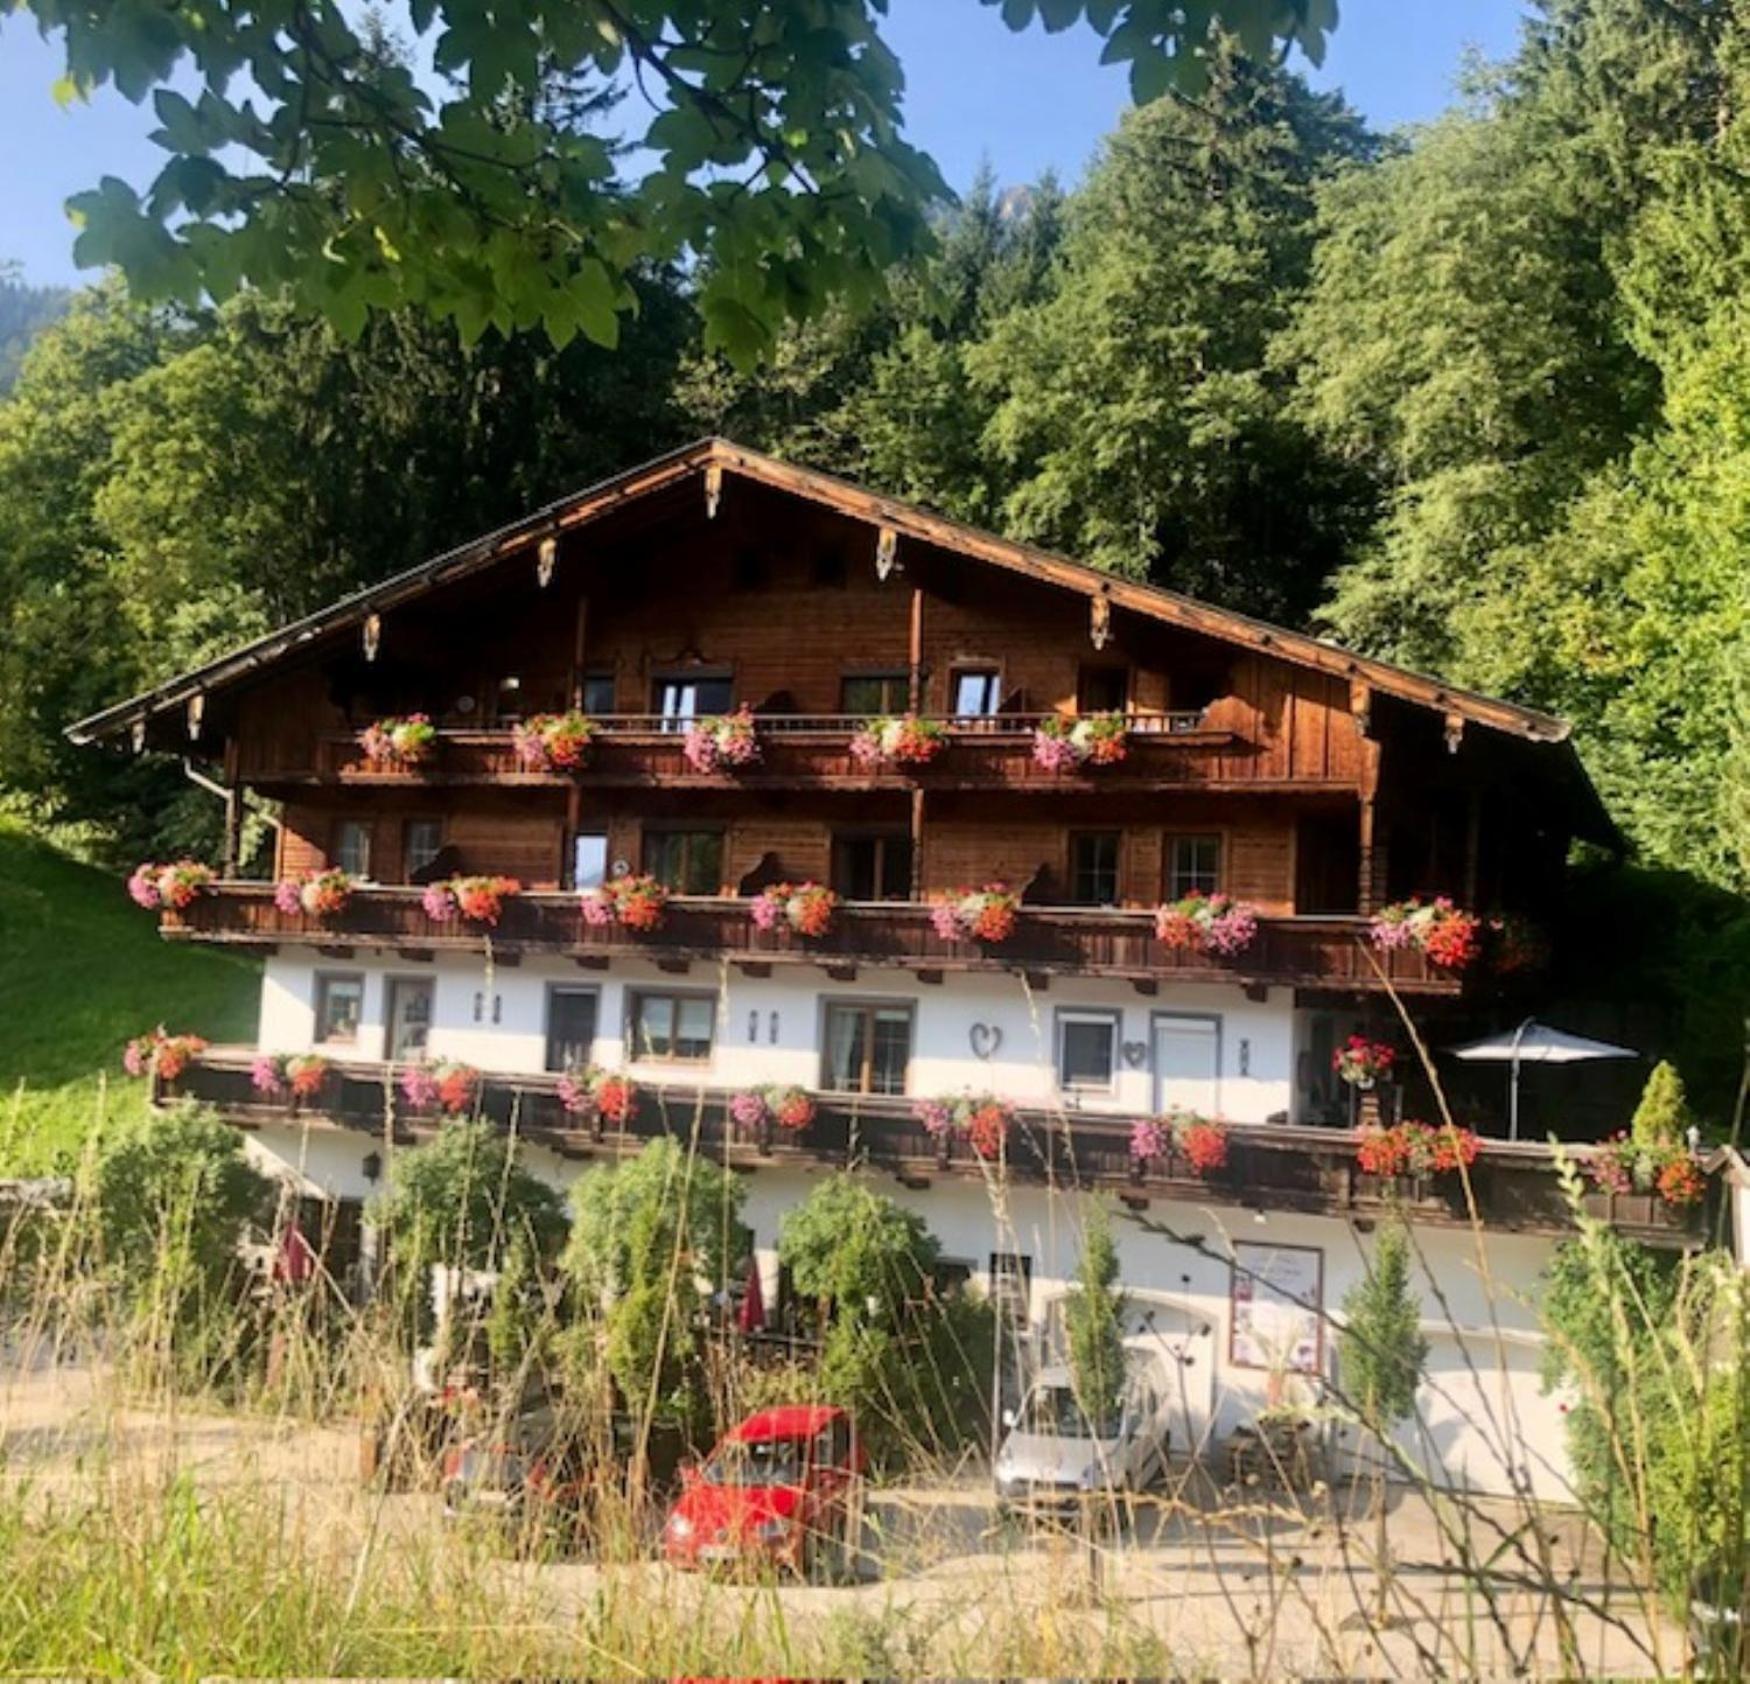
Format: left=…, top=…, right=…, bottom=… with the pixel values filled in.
left=1229, top=1242, right=1324, bottom=1374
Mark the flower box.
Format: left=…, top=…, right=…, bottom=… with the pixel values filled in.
left=580, top=874, right=668, bottom=931
left=749, top=882, right=838, bottom=938
left=1370, top=896, right=1482, bottom=971
left=274, top=868, right=357, bottom=919
left=422, top=875, right=521, bottom=927
left=1154, top=891, right=1259, bottom=956
left=914, top=1093, right=1014, bottom=1163
left=849, top=714, right=946, bottom=769
left=1032, top=712, right=1128, bottom=772
left=682, top=708, right=760, bottom=774
left=399, top=1059, right=479, bottom=1117
left=1332, top=1035, right=1395, bottom=1088
left=128, top=860, right=216, bottom=912
left=123, top=1026, right=208, bottom=1082
left=513, top=711, right=597, bottom=772
left=358, top=714, right=435, bottom=770
left=931, top=885, right=1019, bottom=944
left=557, top=1065, right=638, bottom=1136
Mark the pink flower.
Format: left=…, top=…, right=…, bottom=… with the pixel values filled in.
left=1031, top=733, right=1081, bottom=773
left=251, top=1054, right=286, bottom=1097
left=127, top=865, right=162, bottom=910
left=273, top=880, right=303, bottom=915
left=913, top=1098, right=955, bottom=1137
left=729, top=1090, right=769, bottom=1128
left=1130, top=1117, right=1168, bottom=1162
left=422, top=882, right=458, bottom=922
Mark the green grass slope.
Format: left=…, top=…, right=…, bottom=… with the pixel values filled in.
left=0, top=823, right=259, bottom=1171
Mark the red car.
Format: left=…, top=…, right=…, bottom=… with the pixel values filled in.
left=662, top=1405, right=864, bottom=1579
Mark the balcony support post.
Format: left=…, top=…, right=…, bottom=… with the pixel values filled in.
left=907, top=584, right=924, bottom=711
left=1357, top=736, right=1382, bottom=916
left=569, top=595, right=589, bottom=710
left=1464, top=788, right=1481, bottom=907
left=909, top=786, right=925, bottom=899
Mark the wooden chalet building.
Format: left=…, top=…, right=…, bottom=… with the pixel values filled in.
left=72, top=439, right=1712, bottom=1500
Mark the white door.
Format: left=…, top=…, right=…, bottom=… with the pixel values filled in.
left=1153, top=1014, right=1220, bottom=1115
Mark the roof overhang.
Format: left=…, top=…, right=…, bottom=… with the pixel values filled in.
left=67, top=435, right=1577, bottom=757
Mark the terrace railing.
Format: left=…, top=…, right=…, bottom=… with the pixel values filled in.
left=166, top=1051, right=1712, bottom=1248
left=162, top=884, right=1462, bottom=993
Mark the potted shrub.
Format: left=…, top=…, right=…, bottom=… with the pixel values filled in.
left=930, top=883, right=1020, bottom=944
left=358, top=714, right=436, bottom=770
left=274, top=867, right=358, bottom=918
left=1032, top=712, right=1129, bottom=772
left=1585, top=1062, right=1706, bottom=1215
left=422, top=874, right=521, bottom=927
left=1369, top=896, right=1482, bottom=971
left=557, top=1064, right=638, bottom=1136
left=127, top=860, right=216, bottom=912
left=849, top=713, right=947, bottom=769
left=1154, top=890, right=1260, bottom=956
left=749, top=881, right=838, bottom=937
left=580, top=873, right=668, bottom=931
left=682, top=707, right=760, bottom=774
left=122, top=1027, right=208, bottom=1083
left=513, top=710, right=597, bottom=772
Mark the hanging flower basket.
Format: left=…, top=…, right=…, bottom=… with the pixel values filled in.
left=1129, top=1116, right=1169, bottom=1171
left=1176, top=1115, right=1230, bottom=1176
left=122, top=1027, right=208, bottom=1081
left=274, top=868, right=358, bottom=918
left=750, top=881, right=839, bottom=937
left=557, top=1064, right=638, bottom=1129
left=128, top=860, right=216, bottom=912
left=1370, top=897, right=1483, bottom=971
left=422, top=875, right=521, bottom=927
left=768, top=1086, right=816, bottom=1132
left=580, top=873, right=668, bottom=931
left=931, top=884, right=1020, bottom=944
left=1332, top=1035, right=1395, bottom=1088
left=728, top=1088, right=770, bottom=1138
left=914, top=1093, right=1014, bottom=1161
left=1032, top=712, right=1129, bottom=772
left=513, top=711, right=597, bottom=772
left=850, top=714, right=947, bottom=769
left=1154, top=891, right=1259, bottom=956
left=400, top=1059, right=479, bottom=1116
left=682, top=708, right=761, bottom=774
left=251, top=1053, right=288, bottom=1099
left=358, top=714, right=435, bottom=770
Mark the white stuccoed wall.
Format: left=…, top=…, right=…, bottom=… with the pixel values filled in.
left=243, top=1109, right=1574, bottom=1506
left=257, top=947, right=1296, bottom=1120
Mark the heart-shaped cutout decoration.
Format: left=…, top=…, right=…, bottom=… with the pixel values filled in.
left=969, top=1022, right=1004, bottom=1060
left=1122, top=1040, right=1148, bottom=1069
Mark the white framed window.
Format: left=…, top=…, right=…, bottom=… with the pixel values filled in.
left=1152, top=1013, right=1221, bottom=1115
left=1056, top=1009, right=1120, bottom=1094
left=314, top=972, right=365, bottom=1045
left=629, top=991, right=715, bottom=1062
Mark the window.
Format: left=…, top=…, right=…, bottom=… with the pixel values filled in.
left=571, top=831, right=608, bottom=891
left=840, top=672, right=910, bottom=716
left=822, top=1001, right=912, bottom=1095
left=643, top=829, right=724, bottom=895
left=1078, top=665, right=1129, bottom=714
left=314, top=973, right=364, bottom=1045
left=495, top=675, right=525, bottom=721
left=545, top=986, right=599, bottom=1072
left=629, top=991, right=715, bottom=1061
left=1153, top=1014, right=1220, bottom=1115
left=1069, top=831, right=1121, bottom=906
left=831, top=832, right=912, bottom=901
left=403, top=819, right=443, bottom=881
left=580, top=671, right=616, bottom=715
left=1056, top=1010, right=1119, bottom=1093
left=332, top=820, right=372, bottom=879
left=385, top=977, right=433, bottom=1060
left=653, top=674, right=733, bottom=723
left=952, top=667, right=1002, bottom=717
left=1168, top=834, right=1222, bottom=899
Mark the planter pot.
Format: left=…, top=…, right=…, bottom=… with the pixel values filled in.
left=1129, top=1155, right=1148, bottom=1186
left=934, top=1132, right=951, bottom=1169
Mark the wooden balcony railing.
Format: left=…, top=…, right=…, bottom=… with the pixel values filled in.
left=165, top=1052, right=1714, bottom=1248
left=234, top=713, right=1277, bottom=790
left=163, top=884, right=1463, bottom=993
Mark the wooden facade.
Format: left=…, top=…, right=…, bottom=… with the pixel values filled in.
left=73, top=440, right=1608, bottom=979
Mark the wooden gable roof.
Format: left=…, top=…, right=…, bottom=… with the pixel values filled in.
left=68, top=435, right=1572, bottom=751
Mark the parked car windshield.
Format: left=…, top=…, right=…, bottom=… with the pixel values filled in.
left=1024, top=1382, right=1121, bottom=1440
left=702, top=1438, right=803, bottom=1487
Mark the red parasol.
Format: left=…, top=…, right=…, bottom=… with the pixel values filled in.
left=737, top=1256, right=766, bottom=1334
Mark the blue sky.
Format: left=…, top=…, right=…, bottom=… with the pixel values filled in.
left=0, top=0, right=1529, bottom=288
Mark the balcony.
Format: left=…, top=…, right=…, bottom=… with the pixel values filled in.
left=237, top=713, right=1278, bottom=792
left=161, top=884, right=1462, bottom=994
left=165, top=1051, right=1713, bottom=1248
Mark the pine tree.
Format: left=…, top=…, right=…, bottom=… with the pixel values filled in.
left=1339, top=1218, right=1428, bottom=1434
left=1064, top=1203, right=1128, bottom=1431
